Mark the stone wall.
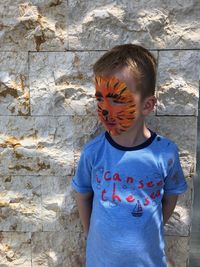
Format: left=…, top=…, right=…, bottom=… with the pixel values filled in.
left=0, top=1, right=199, bottom=266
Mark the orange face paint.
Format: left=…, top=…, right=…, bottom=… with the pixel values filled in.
left=95, top=75, right=137, bottom=136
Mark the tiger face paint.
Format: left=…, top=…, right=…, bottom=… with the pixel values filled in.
left=95, top=75, right=137, bottom=136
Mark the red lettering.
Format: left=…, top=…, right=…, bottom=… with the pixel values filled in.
left=126, top=176, right=134, bottom=183
left=104, top=171, right=111, bottom=181
left=157, top=180, right=163, bottom=186
left=147, top=181, right=154, bottom=187
left=113, top=173, right=121, bottom=181
left=102, top=189, right=106, bottom=201
left=150, top=192, right=156, bottom=199
left=138, top=180, right=144, bottom=189
left=126, top=195, right=135, bottom=202
left=112, top=183, right=121, bottom=202
left=144, top=197, right=150, bottom=206
left=156, top=190, right=161, bottom=197
left=96, top=175, right=100, bottom=183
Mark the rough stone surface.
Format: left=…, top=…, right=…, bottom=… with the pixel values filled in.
left=0, top=175, right=42, bottom=232
left=68, top=0, right=200, bottom=50
left=29, top=50, right=157, bottom=117
left=156, top=50, right=200, bottom=115
left=0, top=231, right=32, bottom=266
left=73, top=115, right=102, bottom=154
left=0, top=116, right=74, bottom=176
left=146, top=115, right=197, bottom=177
left=0, top=52, right=30, bottom=116
left=31, top=231, right=85, bottom=267
left=165, top=236, right=190, bottom=267
left=0, top=1, right=68, bottom=51
left=164, top=178, right=193, bottom=237
left=29, top=51, right=105, bottom=116
left=1, top=1, right=200, bottom=51
left=41, top=176, right=79, bottom=231
left=0, top=0, right=199, bottom=266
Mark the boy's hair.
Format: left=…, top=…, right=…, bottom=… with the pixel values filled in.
left=93, top=43, right=157, bottom=101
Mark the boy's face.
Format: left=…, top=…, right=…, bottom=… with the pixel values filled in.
left=95, top=67, right=145, bottom=136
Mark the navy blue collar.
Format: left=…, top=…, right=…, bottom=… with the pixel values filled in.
left=105, top=128, right=157, bottom=151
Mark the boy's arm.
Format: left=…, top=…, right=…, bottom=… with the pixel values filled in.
left=162, top=194, right=178, bottom=225
left=75, top=191, right=94, bottom=238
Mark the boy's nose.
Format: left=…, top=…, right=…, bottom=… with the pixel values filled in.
left=102, top=109, right=108, bottom=116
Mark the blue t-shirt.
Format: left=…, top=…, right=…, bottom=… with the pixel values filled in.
left=71, top=128, right=188, bottom=267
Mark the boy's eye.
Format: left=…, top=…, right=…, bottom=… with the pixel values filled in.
left=95, top=91, right=104, bottom=102
left=107, top=93, right=119, bottom=98
left=112, top=100, right=127, bottom=106
left=96, top=97, right=103, bottom=102
left=113, top=100, right=125, bottom=104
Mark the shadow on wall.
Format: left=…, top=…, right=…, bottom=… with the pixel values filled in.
left=0, top=122, right=101, bottom=266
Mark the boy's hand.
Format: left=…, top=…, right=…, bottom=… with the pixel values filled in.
left=162, top=194, right=178, bottom=225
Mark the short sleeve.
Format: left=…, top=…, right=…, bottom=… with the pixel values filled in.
left=71, top=148, right=93, bottom=193
left=163, top=144, right=188, bottom=195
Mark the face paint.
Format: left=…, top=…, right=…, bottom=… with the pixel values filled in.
left=95, top=75, right=137, bottom=136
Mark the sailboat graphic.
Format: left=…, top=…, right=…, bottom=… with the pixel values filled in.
left=131, top=200, right=143, bottom=217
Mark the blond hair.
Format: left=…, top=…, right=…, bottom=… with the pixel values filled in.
left=93, top=43, right=157, bottom=101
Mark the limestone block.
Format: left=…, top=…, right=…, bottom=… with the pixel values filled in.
left=68, top=0, right=200, bottom=50
left=30, top=50, right=157, bottom=117
left=146, top=115, right=197, bottom=178
left=164, top=178, right=193, bottom=237
left=165, top=236, right=190, bottom=267
left=0, top=174, right=83, bottom=233
left=41, top=176, right=80, bottom=231
left=0, top=231, right=31, bottom=266
left=156, top=50, right=200, bottom=115
left=0, top=52, right=30, bottom=116
left=73, top=115, right=103, bottom=153
left=0, top=1, right=68, bottom=51
left=29, top=51, right=105, bottom=116
left=32, top=231, right=85, bottom=267
left=0, top=175, right=42, bottom=232
left=0, top=116, right=74, bottom=176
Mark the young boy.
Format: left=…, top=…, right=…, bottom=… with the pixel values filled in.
left=71, top=44, right=188, bottom=267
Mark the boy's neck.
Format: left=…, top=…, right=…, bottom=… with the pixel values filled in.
left=109, top=121, right=151, bottom=148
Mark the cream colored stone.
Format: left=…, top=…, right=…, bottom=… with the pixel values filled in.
left=0, top=231, right=31, bottom=266
left=29, top=51, right=105, bottom=116
left=0, top=1, right=199, bottom=266
left=0, top=175, right=42, bottom=232
left=29, top=50, right=158, bottom=117
left=72, top=115, right=103, bottom=153
left=164, top=178, right=193, bottom=237
left=41, top=176, right=80, bottom=231
left=2, top=1, right=199, bottom=51
left=32, top=231, right=85, bottom=267
left=0, top=116, right=74, bottom=176
left=156, top=50, right=200, bottom=115
left=165, top=236, right=190, bottom=267
left=0, top=1, right=68, bottom=51
left=68, top=1, right=200, bottom=49
left=146, top=115, right=197, bottom=178
left=0, top=52, right=30, bottom=115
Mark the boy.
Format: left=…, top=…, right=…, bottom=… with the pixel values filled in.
left=71, top=44, right=188, bottom=267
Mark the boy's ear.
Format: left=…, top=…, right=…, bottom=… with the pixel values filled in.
left=142, top=96, right=157, bottom=115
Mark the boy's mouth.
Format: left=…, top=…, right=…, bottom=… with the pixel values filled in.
left=103, top=117, right=117, bottom=127
left=106, top=122, right=117, bottom=127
